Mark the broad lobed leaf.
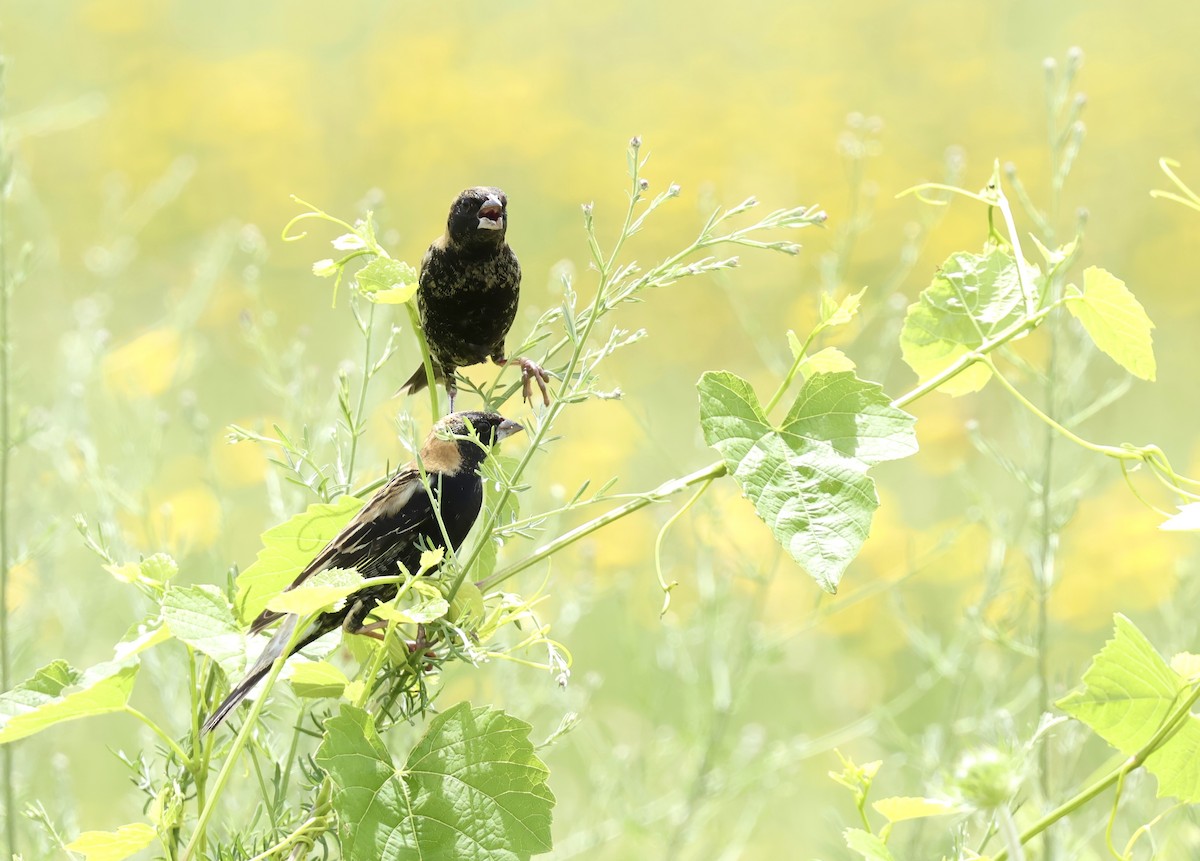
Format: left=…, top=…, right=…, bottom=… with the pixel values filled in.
left=317, top=702, right=554, bottom=861
left=235, top=495, right=365, bottom=623
left=698, top=370, right=917, bottom=592
left=64, top=823, right=157, bottom=861
left=899, top=248, right=1039, bottom=396
left=1066, top=266, right=1156, bottom=381
left=0, top=659, right=139, bottom=744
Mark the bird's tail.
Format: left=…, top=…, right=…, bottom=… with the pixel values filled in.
left=202, top=616, right=320, bottom=734
left=398, top=362, right=443, bottom=397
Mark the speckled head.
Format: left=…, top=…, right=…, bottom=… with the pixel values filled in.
left=421, top=411, right=524, bottom=474
left=446, top=186, right=509, bottom=246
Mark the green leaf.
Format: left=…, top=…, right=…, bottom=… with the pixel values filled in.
left=113, top=617, right=172, bottom=662
left=161, top=585, right=246, bottom=679
left=872, top=796, right=961, bottom=823
left=899, top=248, right=1039, bottom=396
left=105, top=553, right=177, bottom=586
left=65, top=823, right=157, bottom=861
left=374, top=580, right=450, bottom=625
left=317, top=702, right=555, bottom=861
left=287, top=660, right=350, bottom=698
left=266, top=567, right=364, bottom=616
left=799, top=346, right=855, bottom=377
left=1066, top=266, right=1156, bottom=381
left=235, top=495, right=366, bottom=624
left=1057, top=614, right=1181, bottom=754
left=844, top=828, right=896, bottom=861
left=356, top=258, right=419, bottom=304
left=698, top=370, right=917, bottom=592
left=1059, top=614, right=1200, bottom=802
left=1162, top=503, right=1200, bottom=532
left=0, top=659, right=139, bottom=744
left=821, top=286, right=867, bottom=327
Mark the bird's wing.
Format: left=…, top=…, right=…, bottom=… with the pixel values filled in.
left=249, top=465, right=437, bottom=632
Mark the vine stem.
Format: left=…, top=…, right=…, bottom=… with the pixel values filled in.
left=992, top=680, right=1200, bottom=861
left=0, top=56, right=14, bottom=861
left=344, top=300, right=376, bottom=486
left=181, top=616, right=315, bottom=861
left=485, top=298, right=1072, bottom=591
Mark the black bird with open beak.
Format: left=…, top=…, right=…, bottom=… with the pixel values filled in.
left=400, top=186, right=551, bottom=412
left=202, top=411, right=524, bottom=733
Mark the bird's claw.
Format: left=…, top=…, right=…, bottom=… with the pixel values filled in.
left=517, top=357, right=552, bottom=406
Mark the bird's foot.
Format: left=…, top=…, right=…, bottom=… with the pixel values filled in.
left=496, top=356, right=551, bottom=406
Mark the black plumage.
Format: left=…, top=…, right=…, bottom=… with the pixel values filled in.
left=400, top=186, right=551, bottom=411
left=202, top=411, right=523, bottom=733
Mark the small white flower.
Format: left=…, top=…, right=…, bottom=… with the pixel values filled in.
left=312, top=258, right=338, bottom=277
left=331, top=233, right=367, bottom=251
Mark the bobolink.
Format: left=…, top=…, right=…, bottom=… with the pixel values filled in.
left=399, top=186, right=551, bottom=411
left=202, top=411, right=523, bottom=733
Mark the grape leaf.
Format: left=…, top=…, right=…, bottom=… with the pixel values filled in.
left=161, top=585, right=246, bottom=678
left=844, top=828, right=896, bottom=861
left=899, top=248, right=1039, bottom=396
left=266, top=567, right=364, bottom=616
left=65, top=823, right=157, bottom=861
left=1059, top=614, right=1200, bottom=801
left=0, top=659, right=139, bottom=744
left=698, top=370, right=917, bottom=592
left=356, top=258, right=419, bottom=304
left=235, top=495, right=365, bottom=623
left=317, top=703, right=554, bottom=861
left=1066, top=266, right=1156, bottom=381
left=287, top=660, right=350, bottom=699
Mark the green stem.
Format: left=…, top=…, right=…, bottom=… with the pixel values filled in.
left=405, top=302, right=440, bottom=418
left=125, top=706, right=192, bottom=766
left=181, top=616, right=314, bottom=861
left=993, top=681, right=1200, bottom=861
left=0, top=56, right=13, bottom=861
left=481, top=461, right=728, bottom=591
left=345, top=301, right=376, bottom=486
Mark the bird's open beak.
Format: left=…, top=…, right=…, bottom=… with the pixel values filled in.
left=495, top=418, right=524, bottom=441
left=477, top=195, right=505, bottom=231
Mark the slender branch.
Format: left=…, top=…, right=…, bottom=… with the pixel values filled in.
left=992, top=680, right=1200, bottom=861
left=124, top=706, right=192, bottom=766
left=181, top=616, right=315, bottom=861
left=344, top=300, right=376, bottom=486
left=0, top=56, right=15, bottom=861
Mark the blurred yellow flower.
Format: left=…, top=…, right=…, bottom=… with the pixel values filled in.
left=101, top=326, right=193, bottom=399
left=212, top=424, right=271, bottom=488
left=5, top=559, right=36, bottom=610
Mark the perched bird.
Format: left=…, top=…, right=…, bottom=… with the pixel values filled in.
left=399, top=186, right=551, bottom=411
left=202, top=411, right=524, bottom=733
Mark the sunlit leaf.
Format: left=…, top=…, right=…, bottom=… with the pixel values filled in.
left=235, top=495, right=365, bottom=624
left=317, top=703, right=555, bottom=861
left=899, top=248, right=1039, bottom=396
left=161, top=585, right=246, bottom=678
left=0, top=659, right=138, bottom=744
left=65, top=823, right=157, bottom=861
left=698, top=370, right=917, bottom=592
left=1066, top=266, right=1156, bottom=381
left=1172, top=652, right=1200, bottom=680
left=844, top=828, right=896, bottom=861
left=872, top=796, right=961, bottom=823
left=374, top=579, right=449, bottom=625
left=1058, top=614, right=1200, bottom=802
left=356, top=258, right=418, bottom=304
left=822, top=286, right=867, bottom=327
left=266, top=567, right=364, bottom=616
left=113, top=617, right=172, bottom=662
left=799, top=346, right=855, bottom=377
left=287, top=660, right=350, bottom=699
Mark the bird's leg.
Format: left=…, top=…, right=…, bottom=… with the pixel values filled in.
left=492, top=354, right=552, bottom=406
left=445, top=379, right=458, bottom=413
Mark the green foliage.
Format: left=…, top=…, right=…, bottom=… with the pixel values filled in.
left=698, top=370, right=917, bottom=592
left=234, top=494, right=365, bottom=622
left=1065, top=265, right=1156, bottom=381
left=64, top=823, right=157, bottom=861
left=265, top=566, right=364, bottom=615
left=316, top=703, right=554, bottom=861
left=161, top=585, right=245, bottom=679
left=0, top=659, right=138, bottom=743
left=899, top=248, right=1039, bottom=395
left=1059, top=614, right=1200, bottom=802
